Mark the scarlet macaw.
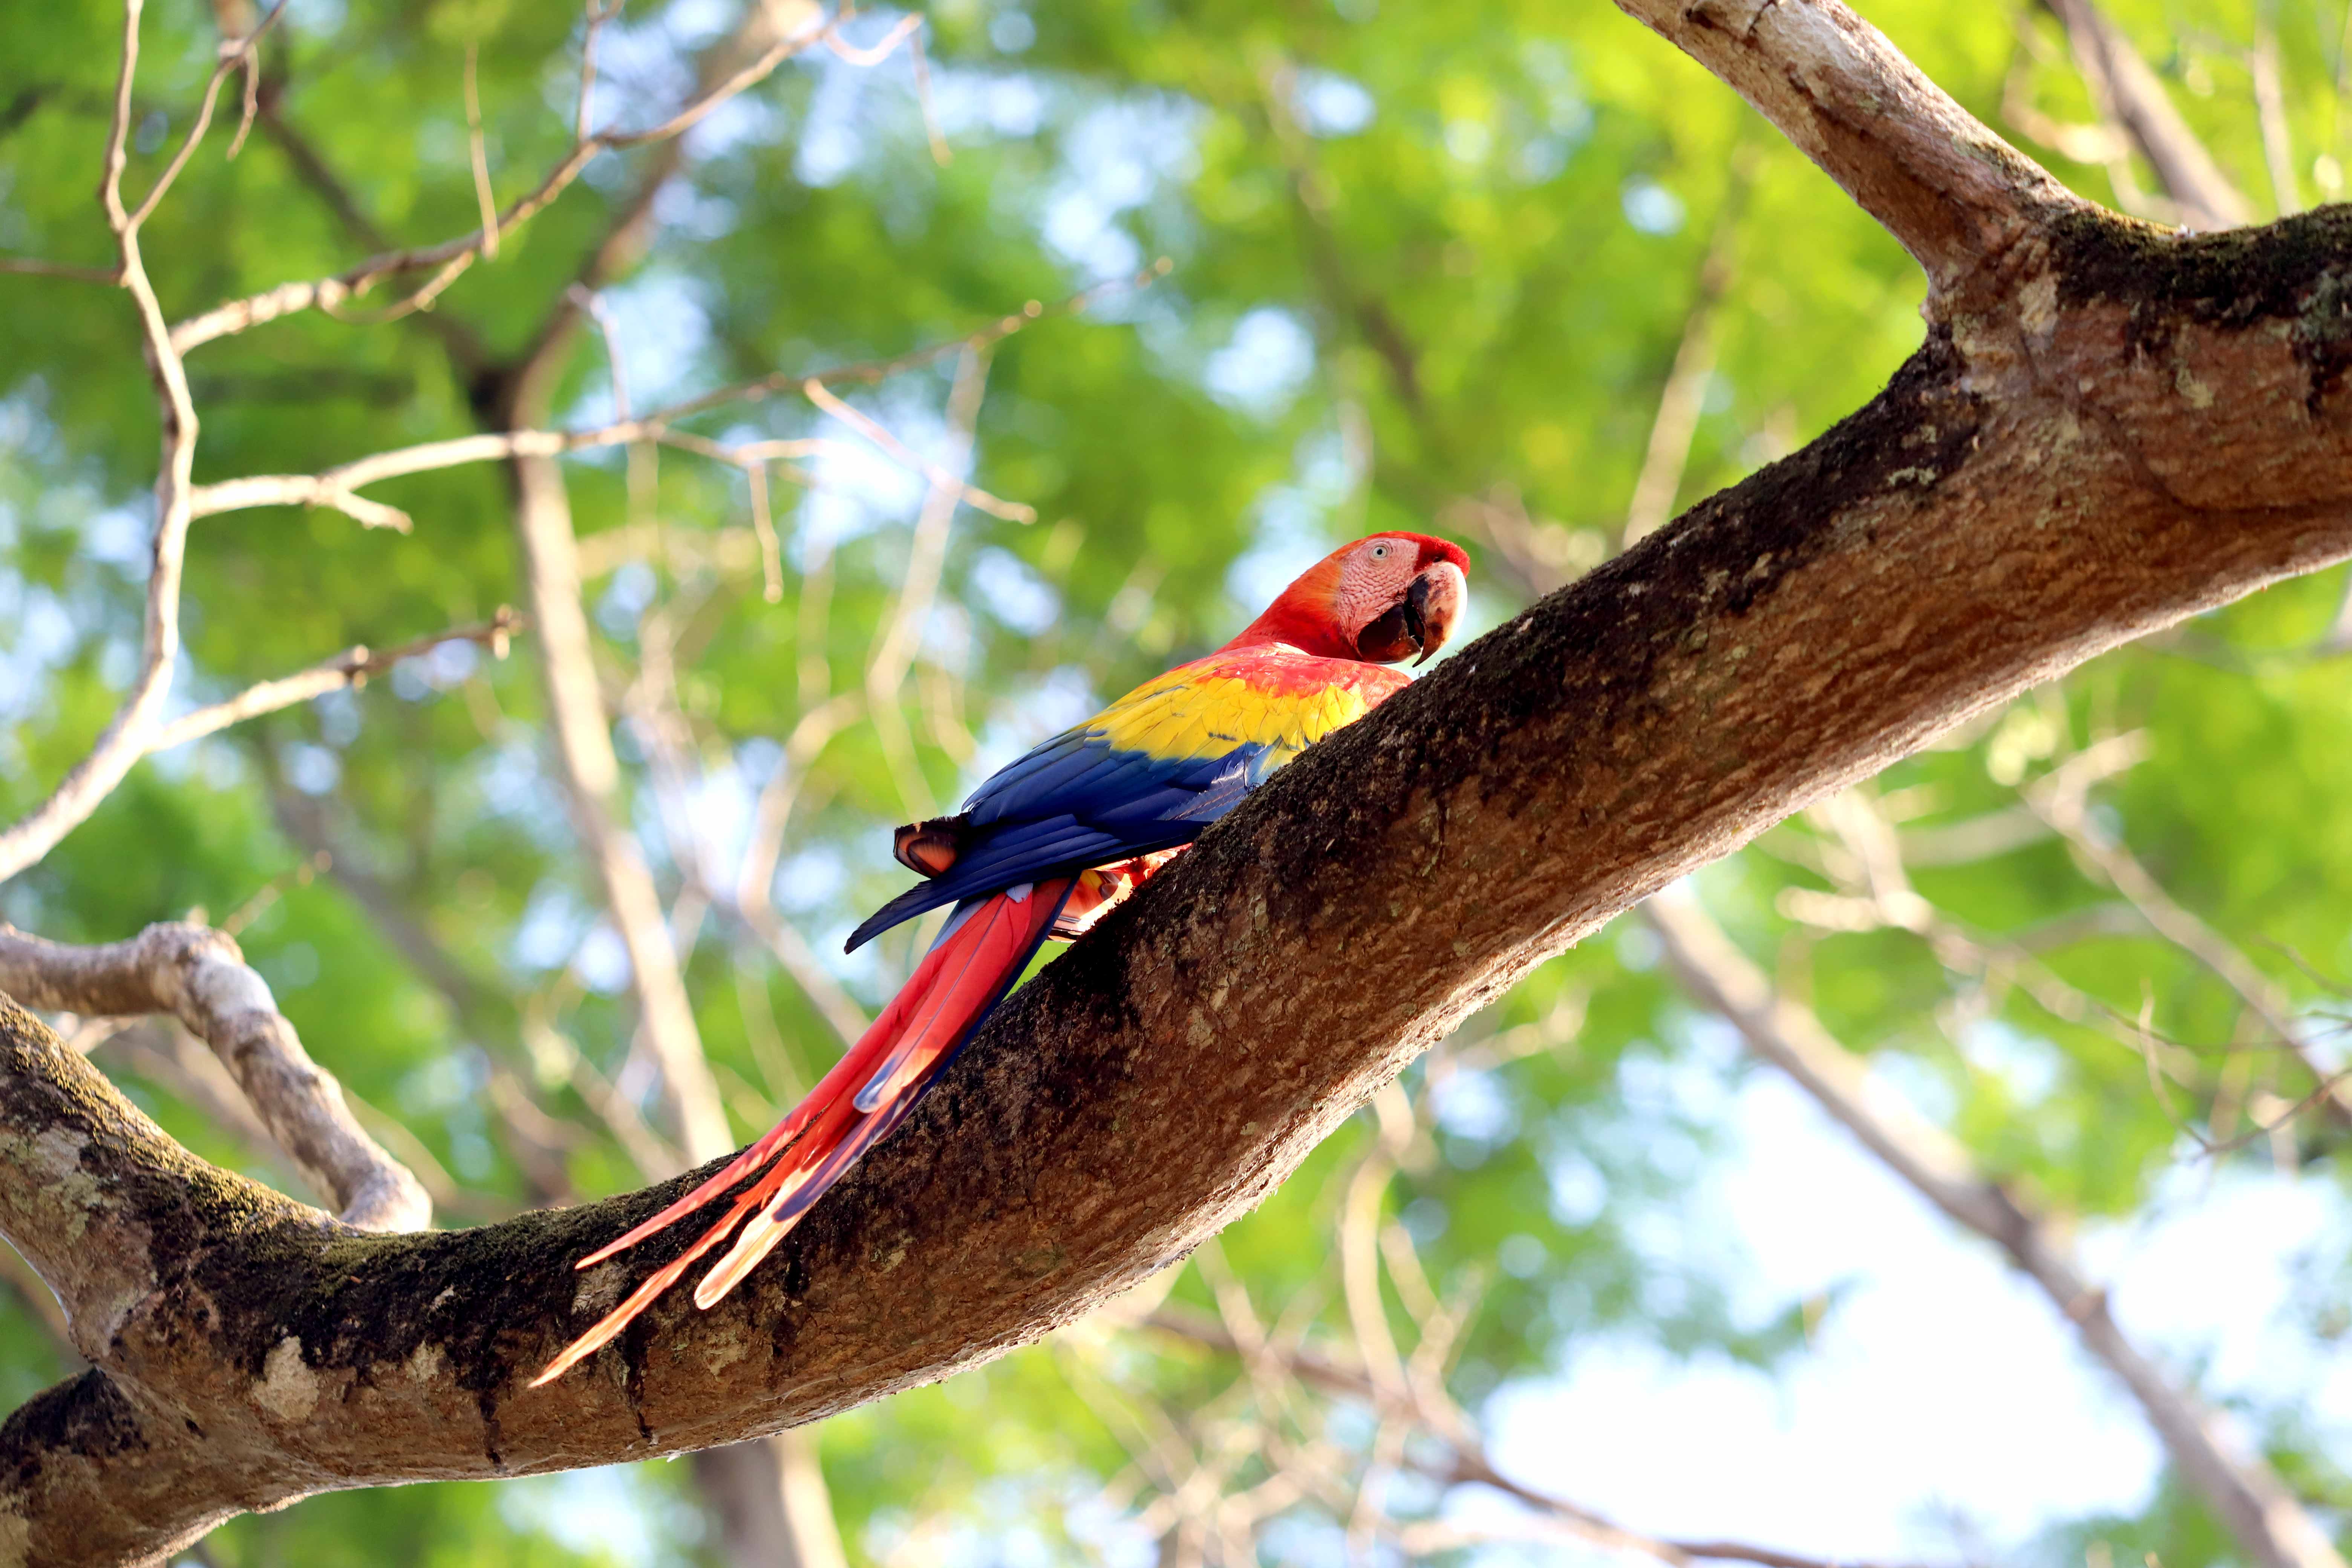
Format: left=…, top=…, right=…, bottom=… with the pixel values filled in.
left=531, top=531, right=1468, bottom=1385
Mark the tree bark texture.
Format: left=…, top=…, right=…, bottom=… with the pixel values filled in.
left=7, top=2, right=2352, bottom=1562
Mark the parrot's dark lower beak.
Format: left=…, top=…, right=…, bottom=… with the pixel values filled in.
left=1405, top=561, right=1464, bottom=665
left=1403, top=576, right=1433, bottom=666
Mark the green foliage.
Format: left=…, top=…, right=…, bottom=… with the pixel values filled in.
left=4, top=0, right=2351, bottom=1561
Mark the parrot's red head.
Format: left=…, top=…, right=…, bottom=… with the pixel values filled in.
left=1227, top=531, right=1470, bottom=666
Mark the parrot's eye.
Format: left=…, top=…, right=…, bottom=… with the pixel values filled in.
left=1369, top=543, right=1389, bottom=559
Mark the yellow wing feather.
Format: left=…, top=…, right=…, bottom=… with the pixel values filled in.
left=1089, top=659, right=1384, bottom=764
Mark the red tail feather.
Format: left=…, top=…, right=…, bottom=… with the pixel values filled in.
left=531, top=879, right=1074, bottom=1386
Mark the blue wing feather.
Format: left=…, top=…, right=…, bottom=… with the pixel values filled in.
left=845, top=649, right=1386, bottom=953
left=843, top=739, right=1272, bottom=951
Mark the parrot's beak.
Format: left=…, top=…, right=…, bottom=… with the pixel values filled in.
left=1403, top=560, right=1465, bottom=666
left=1355, top=558, right=1467, bottom=666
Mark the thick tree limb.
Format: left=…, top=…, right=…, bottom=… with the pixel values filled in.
left=12, top=0, right=2352, bottom=1561
left=0, top=924, right=430, bottom=1236
left=1643, top=891, right=2343, bottom=1568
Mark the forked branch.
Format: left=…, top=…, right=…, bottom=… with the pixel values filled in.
left=0, top=925, right=429, bottom=1236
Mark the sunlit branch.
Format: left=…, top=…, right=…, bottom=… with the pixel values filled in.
left=734, top=694, right=871, bottom=1051
left=568, top=284, right=631, bottom=421
left=125, top=0, right=288, bottom=230
left=907, top=25, right=951, bottom=167
left=805, top=375, right=1036, bottom=525
left=863, top=346, right=993, bottom=819
left=463, top=43, right=500, bottom=262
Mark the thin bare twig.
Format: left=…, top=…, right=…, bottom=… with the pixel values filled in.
left=805, top=377, right=1035, bottom=524
left=567, top=284, right=631, bottom=421
left=646, top=430, right=803, bottom=603
left=181, top=268, right=1171, bottom=528
left=907, top=24, right=951, bottom=167
left=1623, top=147, right=1756, bottom=548
left=822, top=12, right=922, bottom=68
left=169, top=1, right=831, bottom=353
left=1646, top=889, right=2345, bottom=1568
left=1141, top=1303, right=1926, bottom=1568
left=576, top=0, right=624, bottom=144
left=145, top=609, right=524, bottom=755
left=2021, top=749, right=2352, bottom=1122
left=0, top=0, right=205, bottom=884
left=744, top=459, right=782, bottom=605
left=2041, top=0, right=2253, bottom=229
left=2251, top=24, right=2301, bottom=216
left=864, top=346, right=994, bottom=816
left=126, top=0, right=289, bottom=230
left=463, top=43, right=500, bottom=262
left=223, top=14, right=265, bottom=160
left=0, top=257, right=122, bottom=283
left=735, top=693, right=871, bottom=1050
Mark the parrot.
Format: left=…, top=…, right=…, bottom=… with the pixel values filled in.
left=531, top=530, right=1468, bottom=1386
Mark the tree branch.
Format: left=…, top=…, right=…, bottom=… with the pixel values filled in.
left=2020, top=752, right=2352, bottom=1123
left=1622, top=149, right=1756, bottom=548
left=1644, top=890, right=2343, bottom=1568
left=0, top=257, right=122, bottom=283
left=0, top=924, right=429, bottom=1235
left=180, top=275, right=1141, bottom=532
left=505, top=446, right=735, bottom=1165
